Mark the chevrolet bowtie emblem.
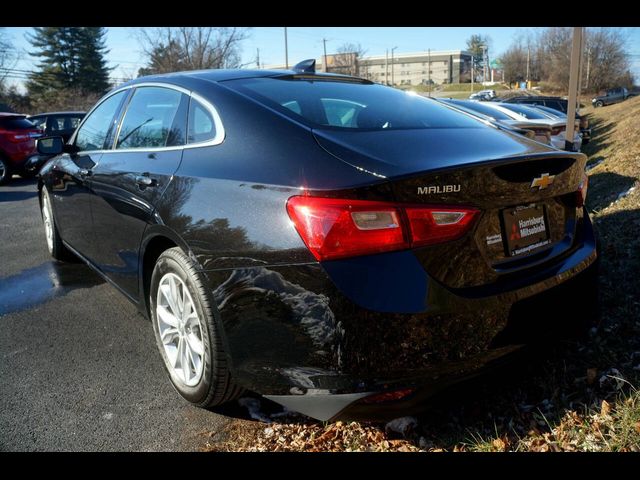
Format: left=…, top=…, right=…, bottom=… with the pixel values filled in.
left=531, top=173, right=555, bottom=190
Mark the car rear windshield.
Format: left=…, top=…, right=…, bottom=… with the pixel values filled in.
left=443, top=100, right=514, bottom=121
left=498, top=104, right=550, bottom=120
left=0, top=116, right=37, bottom=130
left=224, top=77, right=485, bottom=131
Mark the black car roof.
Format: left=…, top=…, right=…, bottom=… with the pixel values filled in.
left=122, top=68, right=365, bottom=87
left=28, top=111, right=86, bottom=117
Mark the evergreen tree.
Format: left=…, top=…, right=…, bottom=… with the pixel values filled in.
left=76, top=27, right=111, bottom=93
left=27, top=27, right=112, bottom=99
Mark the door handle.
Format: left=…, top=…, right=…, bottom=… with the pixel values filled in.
left=78, top=168, right=92, bottom=177
left=135, top=175, right=157, bottom=187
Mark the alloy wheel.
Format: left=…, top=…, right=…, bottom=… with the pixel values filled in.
left=155, top=273, right=205, bottom=387
left=42, top=191, right=54, bottom=253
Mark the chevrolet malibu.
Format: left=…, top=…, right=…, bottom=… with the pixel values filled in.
left=36, top=64, right=598, bottom=421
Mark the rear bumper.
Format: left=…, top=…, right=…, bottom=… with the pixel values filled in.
left=201, top=209, right=597, bottom=419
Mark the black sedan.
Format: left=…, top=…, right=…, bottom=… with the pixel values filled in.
left=36, top=64, right=598, bottom=421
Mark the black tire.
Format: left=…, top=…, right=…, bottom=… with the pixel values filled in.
left=41, top=187, right=71, bottom=261
left=594, top=100, right=604, bottom=108
left=0, top=157, right=12, bottom=185
left=150, top=247, right=243, bottom=407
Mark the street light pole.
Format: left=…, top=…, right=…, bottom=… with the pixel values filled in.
left=284, top=27, right=288, bottom=69
left=427, top=48, right=431, bottom=96
left=565, top=27, right=584, bottom=151
left=322, top=38, right=328, bottom=73
left=391, top=46, right=397, bottom=86
left=385, top=49, right=389, bottom=85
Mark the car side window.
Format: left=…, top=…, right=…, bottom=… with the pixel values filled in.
left=116, top=87, right=186, bottom=149
left=187, top=98, right=216, bottom=144
left=30, top=117, right=47, bottom=129
left=321, top=98, right=363, bottom=128
left=76, top=91, right=128, bottom=152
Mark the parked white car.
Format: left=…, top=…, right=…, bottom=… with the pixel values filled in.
left=497, top=103, right=582, bottom=152
left=441, top=99, right=553, bottom=146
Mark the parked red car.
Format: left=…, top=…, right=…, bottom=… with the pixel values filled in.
left=0, top=113, right=42, bottom=184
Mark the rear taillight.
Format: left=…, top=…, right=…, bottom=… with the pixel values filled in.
left=532, top=128, right=551, bottom=144
left=577, top=174, right=589, bottom=208
left=0, top=130, right=32, bottom=143
left=286, top=196, right=479, bottom=261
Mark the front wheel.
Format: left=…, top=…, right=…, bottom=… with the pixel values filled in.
left=41, top=187, right=71, bottom=261
left=594, top=100, right=604, bottom=108
left=150, top=247, right=243, bottom=407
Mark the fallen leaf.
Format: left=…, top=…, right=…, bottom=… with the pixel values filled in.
left=634, top=422, right=640, bottom=434
left=601, top=399, right=611, bottom=416
left=492, top=437, right=507, bottom=451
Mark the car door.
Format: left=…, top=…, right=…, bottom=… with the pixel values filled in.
left=87, top=85, right=188, bottom=299
left=49, top=90, right=129, bottom=257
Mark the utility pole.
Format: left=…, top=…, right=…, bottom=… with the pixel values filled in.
left=565, top=27, right=583, bottom=151
left=526, top=45, right=530, bottom=85
left=284, top=27, right=289, bottom=69
left=578, top=27, right=586, bottom=111
left=585, top=46, right=591, bottom=90
left=322, top=38, right=328, bottom=73
left=427, top=48, right=431, bottom=96
left=481, top=45, right=487, bottom=83
left=471, top=60, right=474, bottom=93
left=385, top=49, right=389, bottom=85
left=391, top=46, right=397, bottom=86
left=256, top=48, right=260, bottom=69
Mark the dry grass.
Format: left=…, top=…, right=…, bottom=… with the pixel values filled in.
left=203, top=96, right=640, bottom=453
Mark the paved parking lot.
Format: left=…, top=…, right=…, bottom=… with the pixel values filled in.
left=0, top=178, right=231, bottom=451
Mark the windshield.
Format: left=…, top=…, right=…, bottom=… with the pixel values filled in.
left=224, top=77, right=486, bottom=131
left=498, top=103, right=549, bottom=120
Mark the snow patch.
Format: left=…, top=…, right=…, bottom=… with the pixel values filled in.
left=586, top=158, right=604, bottom=172
left=385, top=416, right=418, bottom=436
left=238, top=397, right=272, bottom=423
left=617, top=186, right=636, bottom=200
left=607, top=186, right=637, bottom=209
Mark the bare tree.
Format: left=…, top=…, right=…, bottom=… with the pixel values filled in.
left=329, top=42, right=368, bottom=77
left=498, top=27, right=634, bottom=92
left=585, top=28, right=634, bottom=92
left=137, top=27, right=250, bottom=76
left=500, top=44, right=528, bottom=86
left=0, top=28, right=18, bottom=88
left=537, top=27, right=573, bottom=89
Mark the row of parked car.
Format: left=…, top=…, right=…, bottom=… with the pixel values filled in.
left=455, top=94, right=591, bottom=152
left=0, top=111, right=85, bottom=184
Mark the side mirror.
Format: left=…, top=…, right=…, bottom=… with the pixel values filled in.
left=36, top=136, right=64, bottom=155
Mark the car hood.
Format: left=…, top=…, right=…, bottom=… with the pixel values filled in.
left=312, top=126, right=557, bottom=178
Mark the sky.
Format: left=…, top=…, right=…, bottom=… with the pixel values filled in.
left=3, top=26, right=640, bottom=92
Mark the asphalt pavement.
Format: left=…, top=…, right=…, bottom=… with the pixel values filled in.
left=0, top=178, right=232, bottom=451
